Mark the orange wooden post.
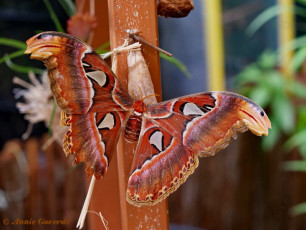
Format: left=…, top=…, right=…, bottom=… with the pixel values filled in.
left=85, top=1, right=169, bottom=229
left=24, top=138, right=40, bottom=221
left=108, top=1, right=168, bottom=228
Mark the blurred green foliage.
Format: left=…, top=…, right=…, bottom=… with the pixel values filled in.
left=235, top=51, right=306, bottom=151
left=235, top=0, right=306, bottom=216
left=0, top=0, right=63, bottom=74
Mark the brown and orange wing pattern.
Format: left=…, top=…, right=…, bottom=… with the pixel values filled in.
left=127, top=119, right=198, bottom=206
left=25, top=32, right=133, bottom=178
left=25, top=32, right=271, bottom=205
left=25, top=31, right=133, bottom=114
left=127, top=91, right=271, bottom=206
left=61, top=111, right=127, bottom=178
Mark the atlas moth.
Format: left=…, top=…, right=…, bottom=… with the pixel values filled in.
left=25, top=31, right=271, bottom=207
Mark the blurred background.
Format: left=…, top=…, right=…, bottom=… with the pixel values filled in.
left=1, top=0, right=306, bottom=229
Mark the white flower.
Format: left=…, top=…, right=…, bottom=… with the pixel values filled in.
left=13, top=71, right=67, bottom=146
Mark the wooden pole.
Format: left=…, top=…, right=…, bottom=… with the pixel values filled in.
left=202, top=0, right=225, bottom=91
left=43, top=135, right=57, bottom=230
left=86, top=1, right=168, bottom=229
left=107, top=1, right=168, bottom=229
left=82, top=1, right=123, bottom=229
left=24, top=138, right=40, bottom=223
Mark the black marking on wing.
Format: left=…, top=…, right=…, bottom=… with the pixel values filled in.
left=82, top=60, right=92, bottom=69
left=97, top=112, right=116, bottom=130
left=202, top=104, right=214, bottom=113
left=148, top=130, right=165, bottom=152
left=86, top=73, right=109, bottom=88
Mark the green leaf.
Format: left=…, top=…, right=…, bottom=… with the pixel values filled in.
left=284, top=129, right=306, bottom=151
left=296, top=0, right=306, bottom=6
left=264, top=71, right=284, bottom=90
left=272, top=91, right=295, bottom=134
left=297, top=106, right=306, bottom=131
left=290, top=46, right=306, bottom=72
left=249, top=85, right=271, bottom=108
left=246, top=5, right=304, bottom=36
left=262, top=119, right=280, bottom=151
left=257, top=51, right=277, bottom=69
left=290, top=202, right=306, bottom=216
left=235, top=85, right=253, bottom=96
left=95, top=41, right=111, bottom=54
left=43, top=0, right=65, bottom=32
left=58, top=0, right=76, bottom=17
left=0, top=49, right=25, bottom=64
left=277, top=35, right=306, bottom=56
left=283, top=161, right=306, bottom=172
left=160, top=53, right=192, bottom=79
left=246, top=5, right=284, bottom=36
left=286, top=80, right=306, bottom=99
left=299, top=144, right=306, bottom=159
left=0, top=37, right=27, bottom=49
left=294, top=5, right=306, bottom=19
left=235, top=64, right=262, bottom=84
left=5, top=56, right=44, bottom=74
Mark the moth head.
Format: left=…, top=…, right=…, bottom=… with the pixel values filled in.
left=238, top=101, right=271, bottom=136
left=133, top=100, right=147, bottom=114
left=25, top=32, right=58, bottom=60
left=25, top=31, right=85, bottom=60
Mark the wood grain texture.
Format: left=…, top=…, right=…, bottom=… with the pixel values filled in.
left=107, top=0, right=169, bottom=229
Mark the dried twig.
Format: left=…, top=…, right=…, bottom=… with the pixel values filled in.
left=127, top=30, right=173, bottom=57
left=76, top=175, right=96, bottom=229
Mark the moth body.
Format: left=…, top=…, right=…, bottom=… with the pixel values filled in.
left=124, top=100, right=147, bottom=142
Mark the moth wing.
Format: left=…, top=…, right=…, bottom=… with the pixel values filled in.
left=62, top=110, right=129, bottom=178
left=127, top=91, right=271, bottom=206
left=25, top=31, right=133, bottom=114
left=25, top=32, right=134, bottom=178
left=147, top=91, right=271, bottom=156
left=127, top=119, right=198, bottom=206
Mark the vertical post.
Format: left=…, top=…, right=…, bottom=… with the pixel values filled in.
left=202, top=0, right=225, bottom=91
left=278, top=0, right=295, bottom=77
left=107, top=1, right=168, bottom=229
left=25, top=138, right=40, bottom=221
left=86, top=1, right=168, bottom=229
left=43, top=135, right=56, bottom=229
left=83, top=1, right=124, bottom=230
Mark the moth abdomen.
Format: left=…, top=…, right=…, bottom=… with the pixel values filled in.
left=124, top=114, right=142, bottom=143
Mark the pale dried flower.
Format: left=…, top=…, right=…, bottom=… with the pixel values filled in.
left=13, top=71, right=67, bottom=145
